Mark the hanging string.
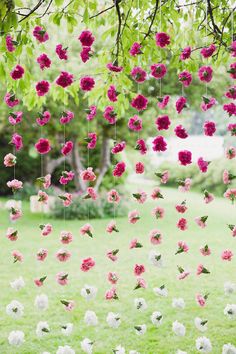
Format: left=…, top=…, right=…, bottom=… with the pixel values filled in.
left=137, top=0, right=140, bottom=141
left=205, top=0, right=208, bottom=96
left=63, top=89, right=66, bottom=226
left=159, top=0, right=162, bottom=99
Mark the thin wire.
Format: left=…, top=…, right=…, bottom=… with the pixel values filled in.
left=160, top=0, right=162, bottom=98
left=205, top=0, right=208, bottom=96
left=137, top=0, right=140, bottom=141
left=63, top=91, right=66, bottom=226
left=232, top=10, right=234, bottom=42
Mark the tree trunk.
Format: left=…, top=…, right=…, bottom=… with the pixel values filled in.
left=44, top=155, right=65, bottom=175
left=94, top=136, right=111, bottom=191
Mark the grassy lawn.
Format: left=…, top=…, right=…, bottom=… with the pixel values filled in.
left=0, top=183, right=236, bottom=353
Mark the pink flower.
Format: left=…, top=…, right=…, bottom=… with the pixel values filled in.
left=60, top=231, right=73, bottom=244
left=37, top=174, right=51, bottom=189
left=6, top=227, right=18, bottom=241
left=103, top=106, right=117, bottom=124
left=180, top=46, right=191, bottom=60
left=36, top=248, right=48, bottom=261
left=10, top=64, right=24, bottom=80
left=108, top=272, right=119, bottom=284
left=36, top=111, right=51, bottom=126
left=228, top=224, right=236, bottom=237
left=225, top=86, right=236, bottom=99
left=4, top=153, right=16, bottom=167
left=56, top=71, right=73, bottom=88
left=78, top=30, right=95, bottom=47
left=230, top=41, right=236, bottom=57
left=11, top=133, right=23, bottom=151
left=37, top=53, right=51, bottom=70
left=200, top=96, right=216, bottom=111
left=203, top=190, right=214, bottom=204
left=59, top=193, right=73, bottom=207
left=228, top=123, right=236, bottom=135
left=177, top=266, right=190, bottom=280
left=111, top=141, right=126, bottom=154
left=174, top=125, right=188, bottom=139
left=157, top=95, right=170, bottom=109
left=38, top=190, right=49, bottom=204
left=225, top=147, right=236, bottom=159
left=59, top=171, right=74, bottom=185
left=35, top=138, right=51, bottom=154
left=7, top=179, right=23, bottom=192
left=61, top=300, right=75, bottom=311
left=56, top=44, right=68, bottom=60
left=134, top=264, right=145, bottom=276
left=178, top=178, right=192, bottom=192
left=134, top=277, right=147, bottom=290
left=6, top=35, right=16, bottom=52
left=56, top=249, right=71, bottom=262
left=107, top=189, right=120, bottom=203
left=195, top=216, right=208, bottom=228
left=221, top=250, right=233, bottom=261
left=196, top=264, right=210, bottom=275
left=175, top=201, right=187, bottom=213
left=178, top=70, right=192, bottom=87
left=155, top=115, right=171, bottom=130
left=177, top=218, right=188, bottom=231
left=228, top=62, right=236, bottom=79
left=40, top=224, right=53, bottom=237
left=81, top=257, right=95, bottom=272
left=176, top=96, right=187, bottom=114
left=80, top=76, right=95, bottom=91
left=200, top=244, right=211, bottom=256
left=132, top=191, right=147, bottom=204
left=60, top=111, right=74, bottom=124
left=150, top=63, right=167, bottom=79
left=80, top=167, right=96, bottom=181
left=196, top=293, right=208, bottom=307
left=135, top=162, right=144, bottom=174
left=131, top=66, right=147, bottom=83
left=135, top=139, right=147, bottom=154
left=129, top=42, right=142, bottom=56
left=200, top=44, right=216, bottom=58
left=5, top=92, right=20, bottom=107
left=113, top=162, right=126, bottom=177
left=80, top=46, right=92, bottom=63
left=198, top=66, right=213, bottom=83
left=155, top=170, right=169, bottom=184
left=223, top=103, right=236, bottom=116
left=106, top=220, right=119, bottom=233
left=151, top=187, right=163, bottom=200
left=128, top=210, right=140, bottom=224
left=33, top=26, right=49, bottom=42
left=152, top=206, right=165, bottom=219
left=86, top=132, right=97, bottom=149
left=155, top=32, right=170, bottom=47
left=152, top=136, right=167, bottom=152
left=34, top=276, right=46, bottom=287
left=8, top=111, right=22, bottom=125
left=203, top=121, right=216, bottom=136
left=107, top=85, right=118, bottom=102
left=129, top=238, right=143, bottom=249
left=175, top=241, right=189, bottom=254
left=224, top=188, right=236, bottom=203
left=128, top=115, right=142, bottom=131
left=12, top=250, right=23, bottom=263
left=107, top=249, right=119, bottom=262
left=35, top=80, right=50, bottom=96
left=86, top=105, right=97, bottom=121
left=10, top=207, right=22, bottom=221
left=131, top=94, right=148, bottom=111
left=80, top=223, right=94, bottom=237
left=149, top=229, right=162, bottom=245
left=197, top=157, right=209, bottom=173
left=223, top=170, right=236, bottom=185
left=178, top=150, right=192, bottom=166
left=61, top=141, right=73, bottom=156
left=105, top=287, right=118, bottom=300
left=106, top=62, right=123, bottom=72
left=56, top=271, right=68, bottom=285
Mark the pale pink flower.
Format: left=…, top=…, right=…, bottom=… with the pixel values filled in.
left=200, top=244, right=211, bottom=256
left=203, top=190, right=214, bottom=204
left=105, top=287, right=118, bottom=300
left=36, top=248, right=48, bottom=261
left=178, top=178, right=192, bottom=192
left=80, top=257, right=95, bottom=272
left=149, top=229, right=162, bottom=245
left=60, top=110, right=74, bottom=125
left=6, top=227, right=18, bottom=241
left=107, top=249, right=119, bottom=262
left=10, top=207, right=22, bottom=221
left=196, top=293, right=208, bottom=307
left=56, top=271, right=68, bottom=285
left=132, top=191, right=147, bottom=204
left=196, top=264, right=210, bottom=275
left=61, top=300, right=75, bottom=311
left=223, top=170, right=236, bottom=184
left=177, top=266, right=190, bottom=280
left=221, top=250, right=233, bottom=261
left=7, top=179, right=23, bottom=192
left=8, top=111, right=22, bottom=125
left=175, top=241, right=189, bottom=254
left=152, top=206, right=165, bottom=219
left=12, top=250, right=23, bottom=263
left=151, top=187, right=163, bottom=200
left=106, top=220, right=119, bottom=233
left=107, top=189, right=120, bottom=203
left=80, top=167, right=96, bottom=181
left=56, top=249, right=71, bottom=262
left=108, top=272, right=119, bottom=284
left=38, top=190, right=49, bottom=204
left=155, top=170, right=169, bottom=184
left=59, top=193, right=73, bottom=207
left=4, top=153, right=16, bottom=167
left=228, top=224, right=236, bottom=237
left=129, top=238, right=143, bottom=249
left=225, top=147, right=236, bottom=160
left=80, top=223, right=94, bottom=238
left=195, top=216, right=208, bottom=228
left=40, top=224, right=52, bottom=236
left=37, top=174, right=51, bottom=189
left=60, top=230, right=73, bottom=244
left=134, top=277, right=147, bottom=290
left=128, top=210, right=140, bottom=224
left=34, top=276, right=47, bottom=287
left=84, top=187, right=98, bottom=200
left=59, top=170, right=74, bottom=185
left=224, top=188, right=236, bottom=203
left=134, top=264, right=145, bottom=276
left=175, top=201, right=187, bottom=213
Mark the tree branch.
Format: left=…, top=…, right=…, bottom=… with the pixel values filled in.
left=18, top=0, right=46, bottom=23
left=114, top=0, right=122, bottom=64
left=142, top=0, right=159, bottom=42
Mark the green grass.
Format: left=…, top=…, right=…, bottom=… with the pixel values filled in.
left=0, top=184, right=236, bottom=354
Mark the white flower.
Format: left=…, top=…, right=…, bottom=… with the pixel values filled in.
left=8, top=330, right=24, bottom=346
left=172, top=298, right=185, bottom=309
left=150, top=311, right=163, bottom=327
left=113, top=345, right=125, bottom=354
left=10, top=276, right=25, bottom=291
left=36, top=321, right=50, bottom=337
left=224, top=304, right=236, bottom=319
left=148, top=250, right=163, bottom=267
left=172, top=320, right=186, bottom=336
left=61, top=323, right=73, bottom=336
left=194, top=317, right=208, bottom=332
left=224, top=282, right=236, bottom=295
left=106, top=312, right=121, bottom=328
left=134, top=324, right=146, bottom=335
left=153, top=285, right=168, bottom=297
left=34, top=294, right=48, bottom=311
left=176, top=351, right=187, bottom=354
left=196, top=336, right=212, bottom=352
left=81, top=338, right=93, bottom=353
left=84, top=310, right=98, bottom=326
left=134, top=298, right=147, bottom=311
left=222, top=343, right=236, bottom=354
left=6, top=300, right=24, bottom=318
left=81, top=285, right=97, bottom=301
left=56, top=345, right=75, bottom=354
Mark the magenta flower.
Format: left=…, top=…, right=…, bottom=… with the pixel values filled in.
left=11, top=133, right=23, bottom=151
left=128, top=115, right=142, bottom=131
left=198, top=66, right=213, bottom=83
left=35, top=138, right=51, bottom=154
left=86, top=132, right=97, bottom=149
left=10, top=64, right=24, bottom=80
left=106, top=62, right=123, bottom=72
left=131, top=94, right=148, bottom=111
left=80, top=76, right=95, bottom=91
left=177, top=218, right=187, bottom=231
left=35, top=80, right=50, bottom=96
left=175, top=201, right=187, bottom=213
left=36, top=111, right=51, bottom=126
left=61, top=141, right=73, bottom=156
left=56, top=71, right=73, bottom=88
left=155, top=32, right=170, bottom=47
left=78, top=30, right=95, bottom=47
left=223, top=103, right=236, bottom=116
left=111, top=141, right=126, bottom=154
left=178, top=150, right=192, bottom=166
left=221, top=250, right=233, bottom=261
left=6, top=35, right=16, bottom=52
left=180, top=46, right=191, bottom=60
left=228, top=62, right=236, bottom=79
left=81, top=257, right=95, bottom=272
left=149, top=229, right=162, bottom=245
left=59, top=171, right=74, bottom=185
left=131, top=66, right=147, bottom=83
left=155, top=115, right=171, bottom=130
left=200, top=96, right=216, bottom=111
left=178, top=70, right=192, bottom=87
left=135, top=162, right=145, bottom=174
left=174, top=125, right=188, bottom=139
left=60, top=111, right=74, bottom=124
left=37, top=53, right=51, bottom=70
left=203, top=121, right=216, bottom=136
left=157, top=95, right=170, bottom=109
left=113, top=161, right=126, bottom=177
left=5, top=92, right=20, bottom=107
left=135, top=139, right=147, bottom=154
left=33, top=26, right=49, bottom=43
left=150, top=63, right=167, bottom=79
left=134, top=264, right=145, bottom=276
left=8, top=111, right=22, bottom=125
left=80, top=167, right=96, bottom=181
left=86, top=105, right=97, bottom=121
left=152, top=136, right=167, bottom=152
left=55, top=44, right=68, bottom=60
left=176, top=96, right=187, bottom=114
left=80, top=46, right=92, bottom=63
left=129, top=42, right=142, bottom=56
left=200, top=44, right=216, bottom=58
left=197, top=157, right=209, bottom=173
left=103, top=106, right=117, bottom=124
left=107, top=85, right=118, bottom=102
left=230, top=41, right=236, bottom=57
left=225, top=85, right=236, bottom=99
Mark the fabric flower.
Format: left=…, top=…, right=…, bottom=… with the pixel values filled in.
left=56, top=71, right=73, bottom=88
left=80, top=76, right=95, bottom=91
left=35, top=80, right=50, bottom=96
left=56, top=44, right=68, bottom=60
left=198, top=66, right=213, bottom=83
left=10, top=64, right=24, bottom=80
left=33, top=26, right=49, bottom=42
left=35, top=138, right=51, bottom=154
left=131, top=94, right=148, bottom=111
left=131, top=66, right=147, bottom=82
left=150, top=63, right=167, bottom=79
left=37, top=53, right=51, bottom=70
left=155, top=32, right=170, bottom=47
